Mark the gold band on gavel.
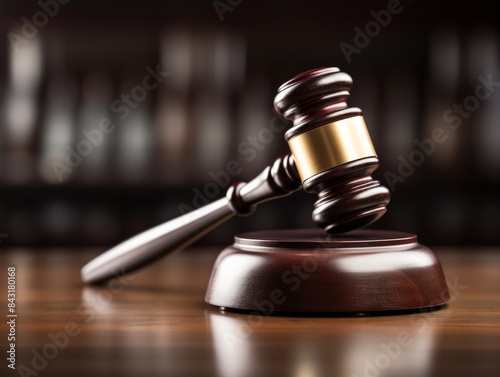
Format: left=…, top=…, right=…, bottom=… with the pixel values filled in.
left=287, top=116, right=377, bottom=182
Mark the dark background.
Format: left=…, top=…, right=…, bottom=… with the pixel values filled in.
left=0, top=0, right=499, bottom=248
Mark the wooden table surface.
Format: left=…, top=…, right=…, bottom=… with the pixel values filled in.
left=1, top=246, right=499, bottom=377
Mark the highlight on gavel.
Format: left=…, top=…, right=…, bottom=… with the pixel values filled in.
left=82, top=67, right=389, bottom=284
left=81, top=67, right=448, bottom=315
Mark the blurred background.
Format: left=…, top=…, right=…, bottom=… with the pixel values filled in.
left=0, top=0, right=499, bottom=248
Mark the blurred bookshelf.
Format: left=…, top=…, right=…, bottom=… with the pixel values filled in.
left=0, top=0, right=499, bottom=247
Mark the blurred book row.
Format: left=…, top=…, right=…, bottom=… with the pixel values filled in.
left=0, top=25, right=499, bottom=246
left=0, top=29, right=282, bottom=186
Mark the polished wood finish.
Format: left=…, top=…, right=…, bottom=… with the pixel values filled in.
left=305, top=157, right=391, bottom=233
left=82, top=67, right=393, bottom=284
left=229, top=153, right=301, bottom=214
left=205, top=229, right=449, bottom=312
left=274, top=68, right=391, bottom=233
left=0, top=248, right=498, bottom=377
left=80, top=154, right=301, bottom=284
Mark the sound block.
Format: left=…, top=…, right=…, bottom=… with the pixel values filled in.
left=205, top=229, right=449, bottom=314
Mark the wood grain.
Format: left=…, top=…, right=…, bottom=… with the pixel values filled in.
left=1, top=247, right=499, bottom=377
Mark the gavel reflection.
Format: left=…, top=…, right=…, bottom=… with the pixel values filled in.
left=81, top=67, right=390, bottom=284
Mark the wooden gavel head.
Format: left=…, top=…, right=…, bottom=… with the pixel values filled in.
left=274, top=67, right=391, bottom=233
left=82, top=67, right=394, bottom=284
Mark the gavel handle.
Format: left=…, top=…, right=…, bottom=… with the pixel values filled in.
left=81, top=154, right=301, bottom=284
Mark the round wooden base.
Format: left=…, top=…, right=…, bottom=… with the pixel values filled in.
left=205, top=229, right=450, bottom=314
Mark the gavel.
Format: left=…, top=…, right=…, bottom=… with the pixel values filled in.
left=81, top=67, right=391, bottom=284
